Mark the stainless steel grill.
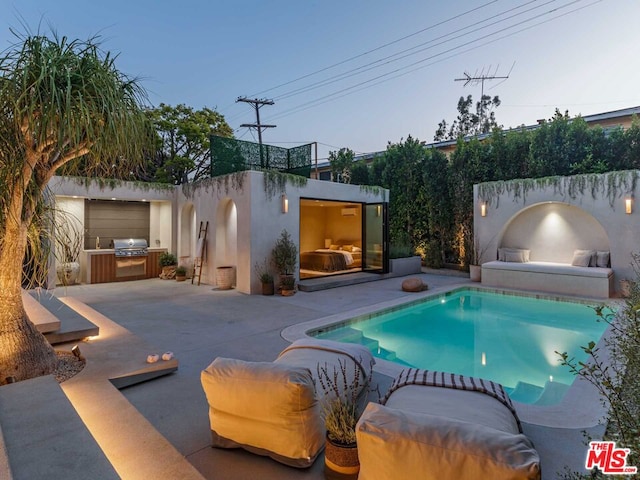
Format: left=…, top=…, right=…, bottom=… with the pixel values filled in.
left=113, top=238, right=148, bottom=257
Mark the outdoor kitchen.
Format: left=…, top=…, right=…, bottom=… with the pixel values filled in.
left=54, top=196, right=171, bottom=285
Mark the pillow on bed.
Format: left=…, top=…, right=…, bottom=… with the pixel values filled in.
left=499, top=248, right=530, bottom=263
left=571, top=249, right=596, bottom=267
left=342, top=244, right=354, bottom=252
left=329, top=244, right=340, bottom=250
left=352, top=246, right=362, bottom=252
left=596, top=250, right=610, bottom=268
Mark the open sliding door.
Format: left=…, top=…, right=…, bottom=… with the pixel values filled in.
left=363, top=203, right=388, bottom=273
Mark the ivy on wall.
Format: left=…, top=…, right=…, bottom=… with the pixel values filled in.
left=478, top=170, right=640, bottom=209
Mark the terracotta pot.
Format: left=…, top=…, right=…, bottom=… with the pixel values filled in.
left=325, top=436, right=359, bottom=475
left=261, top=281, right=274, bottom=295
left=176, top=275, right=186, bottom=282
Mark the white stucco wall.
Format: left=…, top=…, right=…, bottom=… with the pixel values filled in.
left=176, top=171, right=388, bottom=294
left=474, top=171, right=640, bottom=289
left=49, top=173, right=388, bottom=294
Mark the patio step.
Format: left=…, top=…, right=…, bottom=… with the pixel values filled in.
left=25, top=290, right=99, bottom=344
left=298, top=272, right=382, bottom=292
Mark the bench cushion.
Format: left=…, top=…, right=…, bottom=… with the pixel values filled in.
left=483, top=261, right=612, bottom=278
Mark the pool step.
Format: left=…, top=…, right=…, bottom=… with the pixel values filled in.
left=319, top=327, right=400, bottom=362
left=508, top=380, right=572, bottom=405
left=509, top=381, right=544, bottom=404
left=534, top=380, right=571, bottom=406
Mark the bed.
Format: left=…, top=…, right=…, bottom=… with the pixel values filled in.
left=300, top=242, right=362, bottom=272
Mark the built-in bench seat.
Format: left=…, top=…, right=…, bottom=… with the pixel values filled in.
left=482, top=261, right=613, bottom=298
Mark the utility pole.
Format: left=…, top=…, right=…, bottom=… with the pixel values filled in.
left=236, top=97, right=276, bottom=167
left=455, top=64, right=513, bottom=129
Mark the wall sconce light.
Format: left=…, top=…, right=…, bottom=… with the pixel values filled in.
left=625, top=196, right=633, bottom=214
left=281, top=194, right=288, bottom=214
left=480, top=202, right=487, bottom=217
left=376, top=205, right=382, bottom=217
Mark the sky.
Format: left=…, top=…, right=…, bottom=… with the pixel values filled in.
left=1, top=0, right=639, bottom=161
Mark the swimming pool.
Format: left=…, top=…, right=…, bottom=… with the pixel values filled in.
left=311, top=289, right=608, bottom=405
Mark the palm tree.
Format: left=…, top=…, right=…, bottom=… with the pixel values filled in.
left=0, top=31, right=152, bottom=383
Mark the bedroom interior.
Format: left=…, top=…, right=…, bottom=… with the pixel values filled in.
left=299, top=199, right=364, bottom=279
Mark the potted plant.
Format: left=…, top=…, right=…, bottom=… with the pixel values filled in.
left=55, top=220, right=83, bottom=286
left=316, top=359, right=375, bottom=476
left=254, top=259, right=274, bottom=295
left=175, top=265, right=187, bottom=282
left=159, top=252, right=178, bottom=279
left=272, top=229, right=298, bottom=292
left=279, top=274, right=296, bottom=296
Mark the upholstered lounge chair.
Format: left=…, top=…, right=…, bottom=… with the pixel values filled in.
left=356, top=369, right=541, bottom=480
left=200, top=338, right=374, bottom=468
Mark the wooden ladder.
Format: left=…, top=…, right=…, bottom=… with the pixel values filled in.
left=192, top=221, right=209, bottom=285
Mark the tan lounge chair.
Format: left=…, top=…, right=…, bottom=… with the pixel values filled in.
left=200, top=338, right=374, bottom=468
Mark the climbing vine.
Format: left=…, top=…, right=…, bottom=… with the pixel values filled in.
left=262, top=170, right=308, bottom=200
left=70, top=175, right=175, bottom=194
left=478, top=170, right=639, bottom=209
left=180, top=171, right=246, bottom=199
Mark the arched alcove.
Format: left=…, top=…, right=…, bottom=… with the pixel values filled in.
left=179, top=203, right=196, bottom=258
left=215, top=198, right=238, bottom=267
left=499, top=202, right=610, bottom=263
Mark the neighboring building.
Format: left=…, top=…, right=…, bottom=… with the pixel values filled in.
left=49, top=171, right=389, bottom=294
left=311, top=105, right=640, bottom=181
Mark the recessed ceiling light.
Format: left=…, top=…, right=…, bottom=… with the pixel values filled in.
left=111, top=197, right=116, bottom=201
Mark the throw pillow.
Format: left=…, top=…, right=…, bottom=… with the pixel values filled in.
left=571, top=250, right=594, bottom=267
left=596, top=251, right=610, bottom=268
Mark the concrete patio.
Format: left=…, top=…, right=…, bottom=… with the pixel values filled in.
left=1, top=272, right=606, bottom=479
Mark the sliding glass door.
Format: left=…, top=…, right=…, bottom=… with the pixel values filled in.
left=363, top=203, right=388, bottom=273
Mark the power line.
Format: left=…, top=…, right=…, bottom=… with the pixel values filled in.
left=236, top=96, right=276, bottom=149
left=273, top=0, right=545, bottom=102
left=249, top=0, right=500, bottom=98
left=268, top=0, right=596, bottom=122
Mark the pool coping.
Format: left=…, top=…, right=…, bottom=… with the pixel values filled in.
left=281, top=284, right=619, bottom=429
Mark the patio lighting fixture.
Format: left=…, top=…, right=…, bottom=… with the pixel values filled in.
left=625, top=196, right=633, bottom=214
left=480, top=202, right=487, bottom=217
left=281, top=194, right=288, bottom=214
left=376, top=205, right=382, bottom=217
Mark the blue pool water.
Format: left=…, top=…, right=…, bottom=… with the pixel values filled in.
left=312, top=289, right=608, bottom=405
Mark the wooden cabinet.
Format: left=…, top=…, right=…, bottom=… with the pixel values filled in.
left=86, top=249, right=167, bottom=284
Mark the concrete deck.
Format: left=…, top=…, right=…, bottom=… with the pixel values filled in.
left=1, top=273, right=608, bottom=479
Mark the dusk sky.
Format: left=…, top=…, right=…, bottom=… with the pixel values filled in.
left=1, top=0, right=638, bottom=160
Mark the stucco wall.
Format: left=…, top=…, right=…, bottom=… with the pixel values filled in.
left=50, top=173, right=387, bottom=294
left=474, top=171, right=640, bottom=290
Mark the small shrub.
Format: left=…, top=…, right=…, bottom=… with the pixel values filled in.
left=272, top=229, right=297, bottom=275
left=159, top=252, right=177, bottom=267
left=316, top=359, right=375, bottom=445
left=254, top=259, right=273, bottom=283
left=389, top=242, right=413, bottom=259
left=175, top=265, right=187, bottom=276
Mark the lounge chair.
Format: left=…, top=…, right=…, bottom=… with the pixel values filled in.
left=200, top=338, right=374, bottom=468
left=356, top=369, right=541, bottom=480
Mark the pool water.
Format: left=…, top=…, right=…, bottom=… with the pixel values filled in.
left=312, top=289, right=608, bottom=405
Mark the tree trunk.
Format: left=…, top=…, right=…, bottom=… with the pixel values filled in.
left=0, top=215, right=57, bottom=385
